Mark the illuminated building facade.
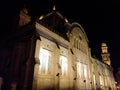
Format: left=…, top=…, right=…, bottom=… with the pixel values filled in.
left=0, top=7, right=116, bottom=90
left=115, top=68, right=120, bottom=90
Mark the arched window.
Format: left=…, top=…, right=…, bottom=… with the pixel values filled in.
left=39, top=49, right=51, bottom=74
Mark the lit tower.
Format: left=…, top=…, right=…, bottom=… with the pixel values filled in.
left=101, top=43, right=111, bottom=66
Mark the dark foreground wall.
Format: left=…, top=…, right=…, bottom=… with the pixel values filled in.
left=0, top=23, right=37, bottom=90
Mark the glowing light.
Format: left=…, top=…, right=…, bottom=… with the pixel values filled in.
left=84, top=65, right=87, bottom=78
left=93, top=74, right=96, bottom=89
left=53, top=5, right=56, bottom=10
left=39, top=15, right=44, bottom=20
left=77, top=63, right=82, bottom=78
left=65, top=18, right=68, bottom=22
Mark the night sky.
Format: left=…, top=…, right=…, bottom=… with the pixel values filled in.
left=0, top=0, right=120, bottom=73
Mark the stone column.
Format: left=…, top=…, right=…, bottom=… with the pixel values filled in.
left=0, top=77, right=3, bottom=90
left=32, top=39, right=41, bottom=90
left=23, top=36, right=36, bottom=90
left=32, top=58, right=40, bottom=90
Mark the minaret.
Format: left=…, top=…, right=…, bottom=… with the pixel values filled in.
left=101, top=43, right=111, bottom=66
left=53, top=5, right=56, bottom=11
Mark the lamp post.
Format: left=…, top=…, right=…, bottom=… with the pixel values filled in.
left=84, top=80, right=86, bottom=90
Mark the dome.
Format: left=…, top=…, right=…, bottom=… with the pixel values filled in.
left=101, top=43, right=107, bottom=47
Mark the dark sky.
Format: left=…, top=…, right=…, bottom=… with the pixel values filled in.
left=1, top=0, right=120, bottom=72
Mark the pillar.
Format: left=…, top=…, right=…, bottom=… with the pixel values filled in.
left=32, top=39, right=41, bottom=90
left=0, top=77, right=3, bottom=90
left=32, top=58, right=40, bottom=90
left=23, top=36, right=36, bottom=90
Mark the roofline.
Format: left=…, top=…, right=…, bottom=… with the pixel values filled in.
left=71, top=22, right=89, bottom=43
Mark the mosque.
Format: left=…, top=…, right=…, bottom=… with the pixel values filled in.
left=0, top=5, right=116, bottom=90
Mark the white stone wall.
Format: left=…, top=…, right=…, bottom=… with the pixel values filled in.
left=32, top=22, right=116, bottom=90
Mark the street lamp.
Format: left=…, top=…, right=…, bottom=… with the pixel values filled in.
left=84, top=80, right=86, bottom=90
left=56, top=73, right=60, bottom=90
